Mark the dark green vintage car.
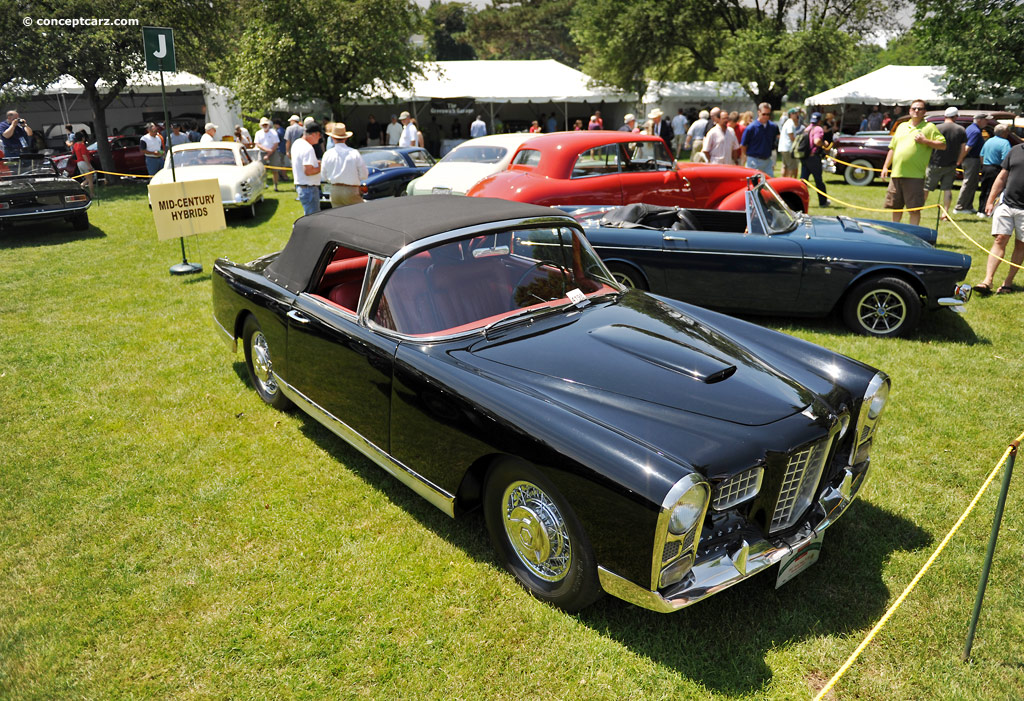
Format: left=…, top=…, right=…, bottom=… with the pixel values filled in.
left=0, top=154, right=91, bottom=231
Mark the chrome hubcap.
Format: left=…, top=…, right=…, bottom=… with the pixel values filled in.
left=501, top=480, right=571, bottom=582
left=857, top=289, right=906, bottom=333
left=251, top=332, right=278, bottom=394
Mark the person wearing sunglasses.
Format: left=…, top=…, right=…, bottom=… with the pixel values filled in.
left=881, top=99, right=946, bottom=226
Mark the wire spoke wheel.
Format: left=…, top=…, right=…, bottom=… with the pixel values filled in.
left=856, top=289, right=907, bottom=333
left=501, top=480, right=572, bottom=582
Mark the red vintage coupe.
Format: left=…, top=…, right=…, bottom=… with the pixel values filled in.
left=466, top=131, right=809, bottom=212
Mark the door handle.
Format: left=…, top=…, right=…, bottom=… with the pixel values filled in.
left=286, top=310, right=310, bottom=324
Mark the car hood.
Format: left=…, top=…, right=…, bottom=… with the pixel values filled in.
left=468, top=293, right=814, bottom=427
left=0, top=176, right=80, bottom=195
left=807, top=214, right=937, bottom=247
left=410, top=162, right=504, bottom=195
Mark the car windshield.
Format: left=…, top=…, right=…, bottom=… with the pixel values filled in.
left=439, top=144, right=507, bottom=164
left=755, top=180, right=799, bottom=234
left=373, top=225, right=619, bottom=336
left=169, top=148, right=238, bottom=167
left=362, top=150, right=406, bottom=169
left=0, top=155, right=59, bottom=178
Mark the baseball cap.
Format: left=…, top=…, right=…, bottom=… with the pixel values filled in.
left=288, top=114, right=300, bottom=123
left=259, top=117, right=271, bottom=126
left=944, top=107, right=959, bottom=118
left=810, top=112, right=821, bottom=123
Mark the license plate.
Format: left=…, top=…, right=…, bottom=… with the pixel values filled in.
left=776, top=530, right=824, bottom=588
left=431, top=187, right=452, bottom=195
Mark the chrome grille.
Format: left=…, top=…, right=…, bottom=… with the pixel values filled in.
left=662, top=540, right=680, bottom=563
left=770, top=437, right=833, bottom=533
left=712, top=467, right=763, bottom=510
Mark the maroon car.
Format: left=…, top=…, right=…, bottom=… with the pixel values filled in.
left=51, top=135, right=148, bottom=179
left=829, top=110, right=1018, bottom=186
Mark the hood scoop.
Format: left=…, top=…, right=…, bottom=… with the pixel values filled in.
left=590, top=324, right=737, bottom=384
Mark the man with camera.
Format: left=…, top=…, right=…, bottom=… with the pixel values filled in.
left=1, top=111, right=33, bottom=157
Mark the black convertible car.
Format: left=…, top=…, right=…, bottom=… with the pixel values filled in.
left=212, top=196, right=890, bottom=613
left=565, top=177, right=972, bottom=338
left=0, top=154, right=91, bottom=231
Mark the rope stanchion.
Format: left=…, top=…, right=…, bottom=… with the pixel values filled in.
left=813, top=430, right=1024, bottom=701
left=829, top=153, right=966, bottom=177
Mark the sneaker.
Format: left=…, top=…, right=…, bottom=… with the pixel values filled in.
left=976, top=211, right=988, bottom=218
left=954, top=207, right=975, bottom=214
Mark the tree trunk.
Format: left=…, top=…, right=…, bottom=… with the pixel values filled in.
left=84, top=84, right=117, bottom=184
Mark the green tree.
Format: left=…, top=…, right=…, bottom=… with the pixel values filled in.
left=573, top=0, right=906, bottom=108
left=2, top=0, right=233, bottom=176
left=915, top=0, right=1024, bottom=102
left=424, top=2, right=477, bottom=61
left=229, top=0, right=423, bottom=119
left=467, top=0, right=580, bottom=68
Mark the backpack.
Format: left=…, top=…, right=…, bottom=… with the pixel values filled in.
left=791, top=130, right=810, bottom=160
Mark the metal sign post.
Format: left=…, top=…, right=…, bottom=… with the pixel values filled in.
left=143, top=26, right=201, bottom=275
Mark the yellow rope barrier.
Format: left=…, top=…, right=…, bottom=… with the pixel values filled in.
left=829, top=153, right=966, bottom=176
left=800, top=179, right=1024, bottom=272
left=70, top=169, right=151, bottom=179
left=813, top=430, right=1024, bottom=701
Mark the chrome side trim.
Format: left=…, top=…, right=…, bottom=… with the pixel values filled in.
left=599, top=460, right=870, bottom=613
left=213, top=314, right=237, bottom=352
left=0, top=201, right=92, bottom=217
left=275, top=374, right=457, bottom=517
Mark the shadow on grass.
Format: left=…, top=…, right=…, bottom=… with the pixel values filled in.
left=228, top=359, right=933, bottom=694
left=740, top=307, right=985, bottom=345
left=228, top=197, right=280, bottom=228
left=0, top=220, right=106, bottom=249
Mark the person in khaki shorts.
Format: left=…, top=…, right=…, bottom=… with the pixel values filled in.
left=974, top=142, right=1024, bottom=295
left=319, top=122, right=368, bottom=208
left=880, top=99, right=946, bottom=226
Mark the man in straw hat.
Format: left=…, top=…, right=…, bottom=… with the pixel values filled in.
left=320, top=122, right=368, bottom=208
left=648, top=108, right=673, bottom=153
left=254, top=117, right=284, bottom=191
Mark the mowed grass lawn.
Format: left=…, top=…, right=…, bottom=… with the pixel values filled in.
left=1, top=172, right=1022, bottom=700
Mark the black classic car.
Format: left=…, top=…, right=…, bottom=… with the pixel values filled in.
left=212, top=196, right=890, bottom=613
left=566, top=177, right=972, bottom=338
left=0, top=154, right=91, bottom=231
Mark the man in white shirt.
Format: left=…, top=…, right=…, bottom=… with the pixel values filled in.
left=284, top=115, right=304, bottom=162
left=702, top=114, right=740, bottom=164
left=671, top=109, right=688, bottom=160
left=140, top=122, right=165, bottom=175
left=470, top=115, right=487, bottom=138
left=385, top=114, right=403, bottom=146
left=685, top=110, right=710, bottom=161
left=254, top=117, right=283, bottom=191
left=291, top=122, right=323, bottom=216
left=320, top=122, right=369, bottom=207
left=398, top=111, right=418, bottom=148
left=200, top=122, right=218, bottom=143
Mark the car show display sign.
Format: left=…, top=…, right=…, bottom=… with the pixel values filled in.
left=149, top=179, right=226, bottom=241
left=142, top=27, right=176, bottom=72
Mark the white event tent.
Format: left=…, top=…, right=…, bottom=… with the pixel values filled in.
left=804, top=65, right=952, bottom=108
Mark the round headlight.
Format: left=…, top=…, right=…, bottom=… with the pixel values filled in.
left=867, top=381, right=889, bottom=420
left=668, top=484, right=708, bottom=535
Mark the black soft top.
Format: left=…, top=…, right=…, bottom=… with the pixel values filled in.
left=265, top=195, right=566, bottom=292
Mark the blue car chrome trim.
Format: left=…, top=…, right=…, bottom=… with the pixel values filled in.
left=275, top=373, right=458, bottom=517
left=597, top=460, right=870, bottom=612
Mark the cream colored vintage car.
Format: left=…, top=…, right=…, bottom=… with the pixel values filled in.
left=406, top=132, right=539, bottom=196
left=148, top=141, right=266, bottom=216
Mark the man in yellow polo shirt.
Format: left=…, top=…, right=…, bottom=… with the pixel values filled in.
left=880, top=99, right=946, bottom=226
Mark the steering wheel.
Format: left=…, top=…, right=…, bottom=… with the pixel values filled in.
left=510, top=262, right=548, bottom=307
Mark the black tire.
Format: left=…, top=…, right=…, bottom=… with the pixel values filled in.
left=71, top=211, right=89, bottom=231
left=483, top=459, right=601, bottom=612
left=242, top=315, right=293, bottom=410
left=606, top=262, right=648, bottom=291
left=844, top=158, right=876, bottom=186
left=842, top=276, right=922, bottom=338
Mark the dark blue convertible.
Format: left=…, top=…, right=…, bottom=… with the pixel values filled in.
left=565, top=177, right=972, bottom=337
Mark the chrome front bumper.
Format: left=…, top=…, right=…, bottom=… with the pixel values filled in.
left=937, top=283, right=971, bottom=313
left=598, top=461, right=871, bottom=613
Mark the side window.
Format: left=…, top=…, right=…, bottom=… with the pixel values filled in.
left=571, top=145, right=620, bottom=178
left=314, top=245, right=370, bottom=314
left=512, top=149, right=542, bottom=168
left=408, top=150, right=434, bottom=167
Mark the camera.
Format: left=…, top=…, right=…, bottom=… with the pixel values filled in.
left=18, top=119, right=26, bottom=126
